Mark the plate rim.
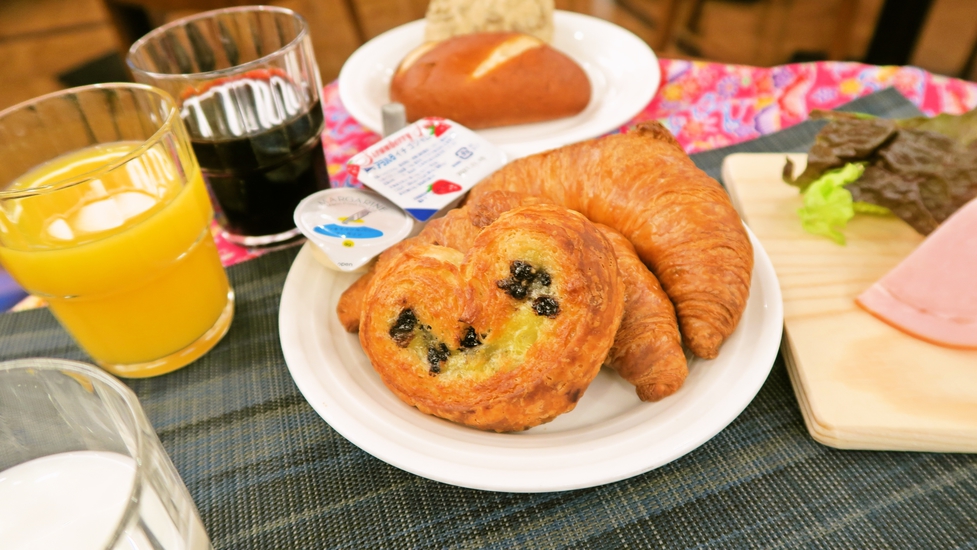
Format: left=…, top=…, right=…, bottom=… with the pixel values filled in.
left=336, top=10, right=661, bottom=159
left=279, top=228, right=784, bottom=493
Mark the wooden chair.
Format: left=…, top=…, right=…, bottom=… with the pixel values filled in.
left=626, top=0, right=859, bottom=65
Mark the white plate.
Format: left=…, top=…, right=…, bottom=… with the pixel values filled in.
left=279, top=228, right=783, bottom=493
left=337, top=11, right=661, bottom=159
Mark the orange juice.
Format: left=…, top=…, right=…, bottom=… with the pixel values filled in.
left=0, top=142, right=233, bottom=377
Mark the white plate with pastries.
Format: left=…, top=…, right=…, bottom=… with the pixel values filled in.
left=337, top=10, right=661, bottom=159
left=279, top=227, right=783, bottom=493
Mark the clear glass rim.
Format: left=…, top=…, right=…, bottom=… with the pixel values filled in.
left=0, top=357, right=151, bottom=550
left=0, top=83, right=180, bottom=201
left=127, top=5, right=309, bottom=82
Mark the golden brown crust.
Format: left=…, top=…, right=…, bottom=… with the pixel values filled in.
left=335, top=207, right=483, bottom=332
left=469, top=192, right=687, bottom=398
left=389, top=32, right=590, bottom=129
left=597, top=225, right=687, bottom=400
left=468, top=121, right=754, bottom=359
left=358, top=205, right=624, bottom=432
left=465, top=189, right=553, bottom=227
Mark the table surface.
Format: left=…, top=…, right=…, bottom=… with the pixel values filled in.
left=2, top=62, right=977, bottom=548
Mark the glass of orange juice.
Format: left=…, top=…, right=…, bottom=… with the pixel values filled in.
left=0, top=83, right=233, bottom=377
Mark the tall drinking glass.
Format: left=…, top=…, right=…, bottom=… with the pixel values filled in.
left=0, top=84, right=234, bottom=378
left=0, top=358, right=212, bottom=549
left=127, top=6, right=330, bottom=247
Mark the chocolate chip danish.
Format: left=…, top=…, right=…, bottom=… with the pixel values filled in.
left=358, top=205, right=625, bottom=432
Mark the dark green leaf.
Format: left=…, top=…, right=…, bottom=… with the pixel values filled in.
left=784, top=107, right=977, bottom=235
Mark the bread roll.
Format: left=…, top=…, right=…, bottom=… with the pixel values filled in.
left=390, top=32, right=591, bottom=130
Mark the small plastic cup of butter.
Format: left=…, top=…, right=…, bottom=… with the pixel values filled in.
left=295, top=117, right=507, bottom=273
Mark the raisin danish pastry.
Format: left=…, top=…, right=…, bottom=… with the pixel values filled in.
left=358, top=205, right=624, bottom=432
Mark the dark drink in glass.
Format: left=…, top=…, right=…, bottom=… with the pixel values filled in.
left=189, top=99, right=330, bottom=243
left=127, top=6, right=329, bottom=247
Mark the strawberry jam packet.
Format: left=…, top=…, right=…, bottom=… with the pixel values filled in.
left=346, top=118, right=507, bottom=222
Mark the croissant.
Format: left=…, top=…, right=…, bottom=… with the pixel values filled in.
left=596, top=225, right=687, bottom=400
left=468, top=121, right=753, bottom=359
left=358, top=205, right=624, bottom=432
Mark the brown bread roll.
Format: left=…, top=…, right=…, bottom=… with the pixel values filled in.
left=389, top=32, right=591, bottom=129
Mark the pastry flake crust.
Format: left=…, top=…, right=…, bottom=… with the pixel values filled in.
left=339, top=190, right=691, bottom=402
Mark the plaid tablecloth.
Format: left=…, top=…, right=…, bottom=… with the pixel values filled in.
left=2, top=87, right=976, bottom=549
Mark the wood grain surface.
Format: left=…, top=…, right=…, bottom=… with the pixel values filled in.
left=723, top=152, right=977, bottom=452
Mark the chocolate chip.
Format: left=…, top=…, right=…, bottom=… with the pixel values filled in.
left=510, top=261, right=535, bottom=281
left=496, top=278, right=528, bottom=299
left=460, top=326, right=482, bottom=348
left=389, top=308, right=417, bottom=347
left=532, top=296, right=560, bottom=317
left=427, top=342, right=450, bottom=374
left=509, top=283, right=528, bottom=299
left=498, top=261, right=553, bottom=300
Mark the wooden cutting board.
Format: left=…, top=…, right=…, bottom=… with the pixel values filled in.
left=722, top=153, right=977, bottom=452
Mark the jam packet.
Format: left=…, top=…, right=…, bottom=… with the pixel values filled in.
left=346, top=118, right=507, bottom=222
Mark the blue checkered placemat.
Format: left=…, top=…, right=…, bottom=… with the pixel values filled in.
left=2, top=88, right=975, bottom=549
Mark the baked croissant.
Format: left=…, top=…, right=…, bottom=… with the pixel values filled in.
left=468, top=121, right=753, bottom=359
left=358, top=205, right=624, bottom=432
left=596, top=225, right=687, bottom=400
left=338, top=190, right=690, bottom=401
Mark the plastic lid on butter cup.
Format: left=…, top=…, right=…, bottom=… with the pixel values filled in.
left=294, top=188, right=414, bottom=272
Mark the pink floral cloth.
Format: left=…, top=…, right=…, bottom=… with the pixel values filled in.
left=204, top=60, right=977, bottom=265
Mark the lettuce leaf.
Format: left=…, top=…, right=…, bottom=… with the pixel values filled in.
left=784, top=108, right=977, bottom=235
left=797, top=163, right=865, bottom=244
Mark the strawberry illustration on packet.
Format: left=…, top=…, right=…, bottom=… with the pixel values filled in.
left=425, top=118, right=451, bottom=137
left=429, top=180, right=462, bottom=195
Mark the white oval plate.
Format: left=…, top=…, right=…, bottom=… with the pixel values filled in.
left=279, top=228, right=783, bottom=493
left=337, top=11, right=661, bottom=159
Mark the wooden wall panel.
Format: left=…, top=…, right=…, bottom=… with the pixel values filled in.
left=910, top=0, right=977, bottom=78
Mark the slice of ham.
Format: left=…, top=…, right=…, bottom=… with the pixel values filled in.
left=856, top=197, right=977, bottom=349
